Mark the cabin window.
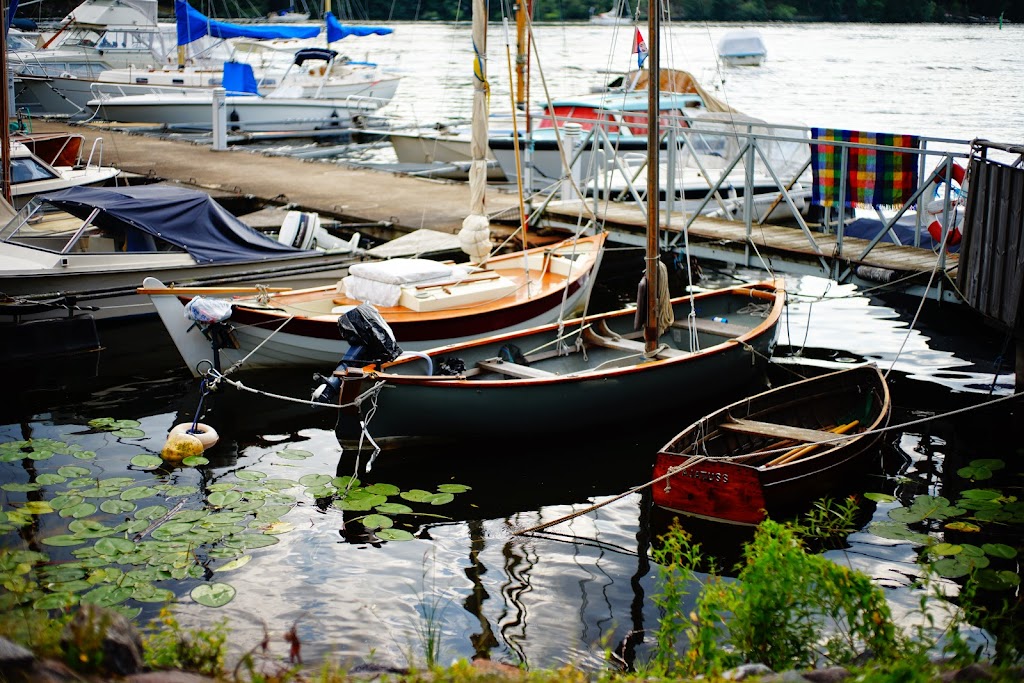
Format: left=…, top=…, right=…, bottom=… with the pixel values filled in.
left=11, top=157, right=58, bottom=183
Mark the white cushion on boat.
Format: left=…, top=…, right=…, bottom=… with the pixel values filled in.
left=342, top=276, right=404, bottom=307
left=348, top=258, right=457, bottom=285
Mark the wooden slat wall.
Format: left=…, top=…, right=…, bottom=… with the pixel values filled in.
left=958, top=154, right=1024, bottom=331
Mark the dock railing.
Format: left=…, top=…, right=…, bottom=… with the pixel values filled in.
left=525, top=108, right=972, bottom=279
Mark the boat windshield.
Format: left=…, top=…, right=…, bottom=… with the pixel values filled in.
left=11, top=156, right=60, bottom=184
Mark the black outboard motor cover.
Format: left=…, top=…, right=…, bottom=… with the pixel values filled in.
left=336, top=303, right=402, bottom=365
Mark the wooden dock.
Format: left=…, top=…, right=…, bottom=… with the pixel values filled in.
left=28, top=120, right=521, bottom=236
left=542, top=199, right=961, bottom=301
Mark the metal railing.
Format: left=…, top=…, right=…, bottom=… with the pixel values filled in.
left=524, top=109, right=971, bottom=278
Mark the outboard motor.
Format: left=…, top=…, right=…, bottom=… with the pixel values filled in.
left=184, top=296, right=237, bottom=373
left=312, top=303, right=402, bottom=405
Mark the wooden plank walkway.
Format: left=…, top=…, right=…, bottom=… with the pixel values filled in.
left=544, top=199, right=959, bottom=285
left=28, top=120, right=521, bottom=236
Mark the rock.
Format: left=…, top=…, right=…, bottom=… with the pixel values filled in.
left=802, top=666, right=853, bottom=682
left=23, top=659, right=85, bottom=683
left=472, top=658, right=526, bottom=679
left=954, top=663, right=994, bottom=681
left=124, top=672, right=219, bottom=683
left=723, top=662, right=775, bottom=680
left=61, top=604, right=144, bottom=676
left=759, top=671, right=806, bottom=683
left=0, top=637, right=34, bottom=666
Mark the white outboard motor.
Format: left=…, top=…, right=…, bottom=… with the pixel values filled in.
left=279, top=210, right=360, bottom=253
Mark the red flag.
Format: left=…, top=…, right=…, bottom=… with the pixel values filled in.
left=632, top=27, right=648, bottom=68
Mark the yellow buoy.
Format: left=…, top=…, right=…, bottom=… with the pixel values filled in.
left=161, top=432, right=205, bottom=462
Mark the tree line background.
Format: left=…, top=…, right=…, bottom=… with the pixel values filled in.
left=30, top=0, right=1022, bottom=24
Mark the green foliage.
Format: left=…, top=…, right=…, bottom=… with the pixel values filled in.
left=650, top=516, right=902, bottom=677
left=142, top=607, right=229, bottom=676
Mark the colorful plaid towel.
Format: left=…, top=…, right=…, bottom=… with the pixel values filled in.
left=810, top=128, right=920, bottom=209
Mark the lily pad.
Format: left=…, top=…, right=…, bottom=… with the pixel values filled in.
left=191, top=582, right=236, bottom=607
left=57, top=466, right=91, bottom=478
left=888, top=495, right=965, bottom=524
left=981, top=543, right=1017, bottom=559
left=437, top=484, right=472, bottom=494
left=68, top=520, right=114, bottom=538
left=130, top=455, right=164, bottom=469
left=112, top=428, right=146, bottom=438
left=2, top=483, right=41, bottom=493
left=226, top=534, right=279, bottom=550
left=36, top=473, right=67, bottom=486
left=959, top=489, right=1003, bottom=501
left=299, top=474, right=334, bottom=488
left=276, top=449, right=312, bottom=460
left=976, top=569, right=1021, bottom=591
left=956, top=459, right=1004, bottom=482
left=100, top=500, right=136, bottom=515
left=375, top=528, right=415, bottom=541
left=236, top=470, right=267, bottom=481
left=361, top=514, right=394, bottom=530
left=135, top=505, right=169, bottom=521
left=867, top=521, right=933, bottom=545
left=216, top=555, right=252, bottom=573
left=927, top=543, right=962, bottom=556
left=209, top=491, right=243, bottom=508
left=931, top=554, right=990, bottom=579
left=182, top=455, right=209, bottom=467
left=375, top=503, right=414, bottom=515
left=94, top=538, right=137, bottom=556
left=81, top=585, right=133, bottom=607
left=121, top=486, right=158, bottom=501
left=944, top=521, right=982, bottom=533
left=61, top=503, right=99, bottom=519
left=33, top=592, right=79, bottom=611
left=364, top=483, right=400, bottom=496
left=23, top=501, right=54, bottom=515
left=41, top=535, right=86, bottom=547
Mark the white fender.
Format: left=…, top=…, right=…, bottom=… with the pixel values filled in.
left=170, top=422, right=220, bottom=450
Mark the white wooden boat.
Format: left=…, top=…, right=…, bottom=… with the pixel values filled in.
left=142, top=232, right=607, bottom=375
left=717, top=29, right=767, bottom=67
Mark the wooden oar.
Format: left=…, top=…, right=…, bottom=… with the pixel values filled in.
left=767, top=420, right=859, bottom=467
left=137, top=285, right=292, bottom=295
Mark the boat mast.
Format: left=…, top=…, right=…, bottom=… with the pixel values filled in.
left=643, top=0, right=660, bottom=354
left=515, top=0, right=530, bottom=110
left=1, top=0, right=11, bottom=204
left=458, top=0, right=492, bottom=264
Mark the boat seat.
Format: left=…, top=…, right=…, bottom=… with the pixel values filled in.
left=672, top=318, right=750, bottom=339
left=476, top=358, right=555, bottom=379
left=720, top=418, right=851, bottom=443
left=583, top=323, right=688, bottom=358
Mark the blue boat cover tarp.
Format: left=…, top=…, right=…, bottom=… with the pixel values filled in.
left=40, top=186, right=308, bottom=264
left=325, top=11, right=392, bottom=42
left=175, top=0, right=319, bottom=46
left=223, top=61, right=259, bottom=95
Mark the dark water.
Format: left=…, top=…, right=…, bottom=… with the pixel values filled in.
left=1, top=254, right=1020, bottom=670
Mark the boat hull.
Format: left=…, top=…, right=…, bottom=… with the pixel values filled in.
left=146, top=233, right=607, bottom=375
left=89, top=93, right=378, bottom=132
left=333, top=282, right=784, bottom=448
left=652, top=365, right=891, bottom=525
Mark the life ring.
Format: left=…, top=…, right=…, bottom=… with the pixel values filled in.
left=169, top=422, right=219, bottom=450
left=933, top=161, right=967, bottom=188
left=926, top=161, right=967, bottom=248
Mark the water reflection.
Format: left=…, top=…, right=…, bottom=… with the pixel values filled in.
left=1, top=269, right=1020, bottom=672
